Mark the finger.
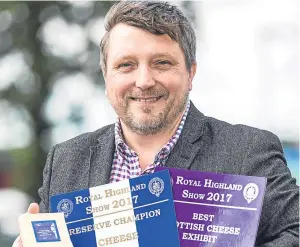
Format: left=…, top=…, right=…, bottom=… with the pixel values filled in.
left=15, top=204, right=39, bottom=247
left=26, top=203, right=40, bottom=214
left=12, top=235, right=22, bottom=247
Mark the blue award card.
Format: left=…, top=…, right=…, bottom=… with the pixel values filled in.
left=31, top=220, right=61, bottom=242
left=50, top=170, right=180, bottom=247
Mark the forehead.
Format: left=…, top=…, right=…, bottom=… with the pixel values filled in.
left=107, top=23, right=184, bottom=61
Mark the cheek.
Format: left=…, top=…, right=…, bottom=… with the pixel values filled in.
left=106, top=78, right=133, bottom=102
left=159, top=74, right=189, bottom=94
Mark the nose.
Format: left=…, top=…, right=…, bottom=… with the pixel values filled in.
left=135, top=65, right=155, bottom=90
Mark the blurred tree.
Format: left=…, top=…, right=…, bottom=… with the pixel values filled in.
left=0, top=1, right=115, bottom=202
left=1, top=1, right=51, bottom=200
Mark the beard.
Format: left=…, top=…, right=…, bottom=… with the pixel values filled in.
left=112, top=88, right=189, bottom=136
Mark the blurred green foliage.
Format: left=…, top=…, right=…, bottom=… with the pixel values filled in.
left=0, top=1, right=115, bottom=201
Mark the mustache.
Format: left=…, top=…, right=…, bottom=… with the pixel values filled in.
left=126, top=89, right=168, bottom=98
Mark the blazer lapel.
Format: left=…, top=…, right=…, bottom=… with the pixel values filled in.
left=88, top=126, right=115, bottom=187
left=165, top=101, right=206, bottom=170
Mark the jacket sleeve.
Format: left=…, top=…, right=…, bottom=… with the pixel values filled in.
left=241, top=130, right=299, bottom=247
left=37, top=145, right=57, bottom=213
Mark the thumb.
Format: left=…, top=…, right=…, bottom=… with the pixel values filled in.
left=16, top=203, right=40, bottom=246
left=27, top=203, right=40, bottom=214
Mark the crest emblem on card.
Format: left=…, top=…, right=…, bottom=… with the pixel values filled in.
left=57, top=199, right=74, bottom=218
left=243, top=183, right=259, bottom=203
left=149, top=177, right=164, bottom=197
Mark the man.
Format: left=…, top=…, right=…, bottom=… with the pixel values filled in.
left=14, top=1, right=299, bottom=247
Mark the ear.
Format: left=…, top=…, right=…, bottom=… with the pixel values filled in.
left=100, top=60, right=107, bottom=80
left=102, top=69, right=107, bottom=86
left=188, top=62, right=197, bottom=91
left=102, top=72, right=107, bottom=96
left=102, top=69, right=107, bottom=81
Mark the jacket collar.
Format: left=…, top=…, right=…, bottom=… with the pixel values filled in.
left=164, top=101, right=206, bottom=169
left=88, top=126, right=115, bottom=187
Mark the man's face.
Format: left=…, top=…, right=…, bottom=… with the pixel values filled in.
left=104, top=23, right=196, bottom=135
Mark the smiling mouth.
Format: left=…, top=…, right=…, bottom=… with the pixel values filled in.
left=130, top=96, right=163, bottom=102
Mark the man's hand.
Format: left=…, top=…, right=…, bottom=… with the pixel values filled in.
left=12, top=203, right=40, bottom=247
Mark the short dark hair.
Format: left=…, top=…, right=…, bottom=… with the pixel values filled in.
left=100, top=1, right=196, bottom=72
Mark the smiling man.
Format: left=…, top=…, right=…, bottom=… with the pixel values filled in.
left=14, top=1, right=299, bottom=247
left=104, top=21, right=196, bottom=173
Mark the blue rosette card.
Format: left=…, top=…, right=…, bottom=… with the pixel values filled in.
left=50, top=170, right=180, bottom=247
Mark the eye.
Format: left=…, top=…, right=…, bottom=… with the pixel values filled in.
left=118, top=62, right=132, bottom=68
left=156, top=60, right=171, bottom=65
